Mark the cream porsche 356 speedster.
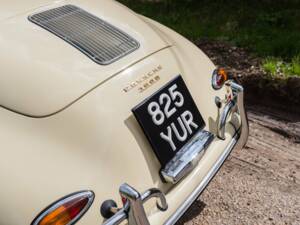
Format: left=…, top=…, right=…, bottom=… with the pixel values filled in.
left=0, top=0, right=248, bottom=225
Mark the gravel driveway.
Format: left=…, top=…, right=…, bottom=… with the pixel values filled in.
left=176, top=41, right=300, bottom=225
left=177, top=104, right=300, bottom=225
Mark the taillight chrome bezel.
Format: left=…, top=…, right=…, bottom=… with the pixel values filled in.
left=31, top=190, right=95, bottom=225
left=212, top=68, right=228, bottom=90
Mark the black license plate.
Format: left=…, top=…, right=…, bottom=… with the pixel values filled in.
left=132, top=75, right=205, bottom=167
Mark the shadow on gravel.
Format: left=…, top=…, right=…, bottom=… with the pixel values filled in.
left=176, top=200, right=206, bottom=225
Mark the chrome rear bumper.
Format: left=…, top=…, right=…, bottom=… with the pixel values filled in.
left=102, top=81, right=248, bottom=225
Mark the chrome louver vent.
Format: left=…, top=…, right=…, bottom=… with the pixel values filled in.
left=29, top=5, right=140, bottom=65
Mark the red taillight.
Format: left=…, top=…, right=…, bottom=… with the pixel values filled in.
left=212, top=68, right=228, bottom=90
left=32, top=191, right=94, bottom=225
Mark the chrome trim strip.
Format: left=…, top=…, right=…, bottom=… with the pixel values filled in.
left=31, top=190, right=95, bottom=225
left=164, top=134, right=239, bottom=225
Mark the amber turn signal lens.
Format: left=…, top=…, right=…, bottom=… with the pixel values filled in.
left=32, top=191, right=94, bottom=225
left=212, top=68, right=228, bottom=90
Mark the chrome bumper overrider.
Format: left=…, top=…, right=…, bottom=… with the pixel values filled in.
left=217, top=81, right=248, bottom=142
left=103, top=184, right=168, bottom=225
left=102, top=81, right=248, bottom=225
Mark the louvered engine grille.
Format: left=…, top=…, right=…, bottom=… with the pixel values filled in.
left=29, top=5, right=140, bottom=65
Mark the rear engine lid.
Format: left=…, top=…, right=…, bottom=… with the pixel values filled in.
left=0, top=0, right=170, bottom=117
left=0, top=0, right=60, bottom=22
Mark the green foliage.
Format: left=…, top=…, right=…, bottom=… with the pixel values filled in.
left=291, top=55, right=300, bottom=76
left=262, top=55, right=300, bottom=78
left=118, top=0, right=300, bottom=61
left=262, top=58, right=277, bottom=76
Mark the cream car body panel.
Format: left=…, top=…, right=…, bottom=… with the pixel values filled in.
left=0, top=0, right=170, bottom=117
left=0, top=1, right=248, bottom=225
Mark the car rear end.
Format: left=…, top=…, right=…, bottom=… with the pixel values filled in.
left=0, top=1, right=248, bottom=225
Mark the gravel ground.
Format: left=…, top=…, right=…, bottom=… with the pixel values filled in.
left=176, top=41, right=300, bottom=225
